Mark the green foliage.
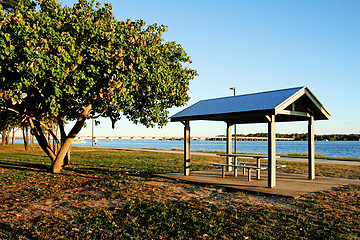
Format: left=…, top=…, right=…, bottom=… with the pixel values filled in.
left=0, top=0, right=196, bottom=127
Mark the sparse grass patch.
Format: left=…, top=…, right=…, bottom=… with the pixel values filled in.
left=277, top=161, right=360, bottom=179
left=283, top=152, right=360, bottom=162
left=0, top=145, right=359, bottom=239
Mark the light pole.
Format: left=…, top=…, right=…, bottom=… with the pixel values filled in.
left=230, top=87, right=237, bottom=153
left=92, top=119, right=100, bottom=147
left=92, top=119, right=94, bottom=147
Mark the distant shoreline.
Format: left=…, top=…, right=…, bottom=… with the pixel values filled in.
left=13, top=135, right=360, bottom=141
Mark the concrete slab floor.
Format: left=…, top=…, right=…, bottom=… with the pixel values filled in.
left=155, top=170, right=360, bottom=198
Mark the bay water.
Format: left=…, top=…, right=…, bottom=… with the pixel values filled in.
left=79, top=139, right=360, bottom=159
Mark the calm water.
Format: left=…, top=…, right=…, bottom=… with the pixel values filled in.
left=76, top=139, right=360, bottom=159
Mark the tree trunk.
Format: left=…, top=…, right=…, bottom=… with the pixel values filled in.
left=12, top=127, right=15, bottom=145
left=30, top=134, right=34, bottom=148
left=64, top=149, right=71, bottom=166
left=5, top=129, right=10, bottom=144
left=22, top=125, right=29, bottom=150
left=52, top=104, right=92, bottom=173
left=1, top=130, right=6, bottom=146
left=58, top=119, right=70, bottom=166
left=28, top=119, right=56, bottom=161
left=49, top=132, right=53, bottom=151
left=52, top=137, right=73, bottom=173
left=54, top=124, right=60, bottom=154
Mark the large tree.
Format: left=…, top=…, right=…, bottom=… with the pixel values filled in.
left=0, top=0, right=197, bottom=173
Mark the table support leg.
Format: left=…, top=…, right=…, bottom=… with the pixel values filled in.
left=256, top=158, right=261, bottom=180
left=221, top=166, right=225, bottom=178
left=248, top=168, right=251, bottom=181
left=234, top=157, right=238, bottom=177
left=234, top=166, right=237, bottom=177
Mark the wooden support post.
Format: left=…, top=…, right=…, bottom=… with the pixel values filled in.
left=226, top=122, right=233, bottom=171
left=268, top=115, right=276, bottom=188
left=247, top=168, right=251, bottom=181
left=184, top=121, right=191, bottom=176
left=234, top=157, right=238, bottom=177
left=308, top=115, right=315, bottom=180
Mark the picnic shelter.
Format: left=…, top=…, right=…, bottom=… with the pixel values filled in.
left=170, top=86, right=331, bottom=188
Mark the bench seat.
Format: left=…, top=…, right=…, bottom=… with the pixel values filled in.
left=233, top=161, right=286, bottom=168
left=210, top=163, right=266, bottom=180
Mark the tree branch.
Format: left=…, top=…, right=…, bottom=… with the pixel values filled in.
left=28, top=119, right=56, bottom=162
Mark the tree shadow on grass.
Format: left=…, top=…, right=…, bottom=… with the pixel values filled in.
left=0, top=159, right=160, bottom=179
left=0, top=159, right=50, bottom=172
left=65, top=165, right=160, bottom=180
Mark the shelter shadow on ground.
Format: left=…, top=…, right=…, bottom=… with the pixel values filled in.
left=155, top=170, right=360, bottom=198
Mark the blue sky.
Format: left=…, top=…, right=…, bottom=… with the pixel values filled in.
left=61, top=0, right=360, bottom=137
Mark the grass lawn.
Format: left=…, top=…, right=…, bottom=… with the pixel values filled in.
left=0, top=144, right=359, bottom=239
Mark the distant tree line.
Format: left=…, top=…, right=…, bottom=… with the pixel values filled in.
left=217, top=133, right=360, bottom=141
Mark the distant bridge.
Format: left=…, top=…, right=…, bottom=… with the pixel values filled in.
left=79, top=136, right=295, bottom=142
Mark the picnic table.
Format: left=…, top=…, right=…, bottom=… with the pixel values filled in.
left=211, top=153, right=285, bottom=180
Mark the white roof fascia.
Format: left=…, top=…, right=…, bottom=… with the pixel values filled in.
left=304, top=89, right=331, bottom=119
left=274, top=86, right=306, bottom=115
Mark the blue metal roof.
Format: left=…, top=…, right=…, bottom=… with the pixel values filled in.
left=171, top=86, right=305, bottom=121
